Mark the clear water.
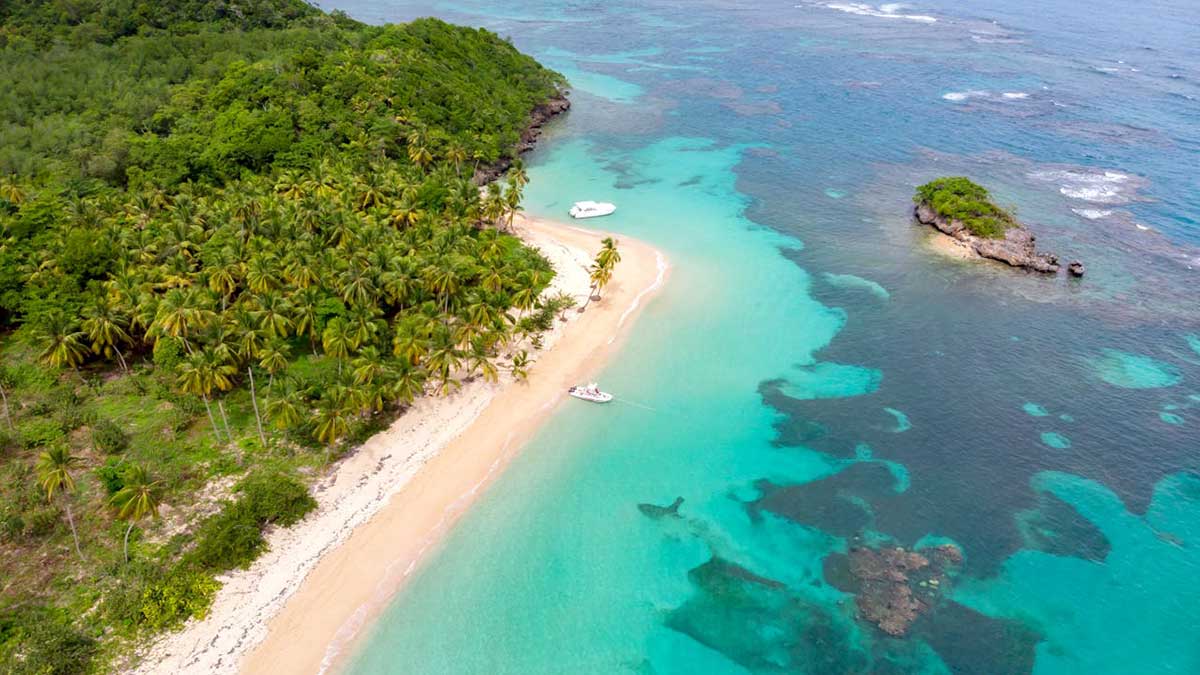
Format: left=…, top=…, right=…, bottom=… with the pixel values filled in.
left=325, top=1, right=1200, bottom=672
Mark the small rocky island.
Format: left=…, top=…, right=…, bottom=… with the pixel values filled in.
left=914, top=177, right=1083, bottom=276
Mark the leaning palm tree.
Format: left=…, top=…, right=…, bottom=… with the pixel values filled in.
left=267, top=381, right=306, bottom=430
left=36, top=446, right=86, bottom=562
left=109, top=464, right=163, bottom=563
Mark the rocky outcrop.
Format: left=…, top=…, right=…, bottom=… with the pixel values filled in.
left=1068, top=261, right=1085, bottom=277
left=915, top=203, right=1066, bottom=274
left=473, top=91, right=571, bottom=184
left=638, top=496, right=684, bottom=519
left=840, top=543, right=963, bottom=637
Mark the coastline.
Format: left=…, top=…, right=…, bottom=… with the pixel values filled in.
left=132, top=215, right=668, bottom=675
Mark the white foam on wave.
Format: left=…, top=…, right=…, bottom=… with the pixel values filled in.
left=1032, top=169, right=1139, bottom=204
left=942, top=90, right=1030, bottom=102
left=1071, top=208, right=1113, bottom=220
left=821, top=3, right=937, bottom=23
left=942, top=89, right=989, bottom=101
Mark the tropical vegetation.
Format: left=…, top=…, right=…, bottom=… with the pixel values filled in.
left=0, top=1, right=569, bottom=671
left=914, top=176, right=1017, bottom=239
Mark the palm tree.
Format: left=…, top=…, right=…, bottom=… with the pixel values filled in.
left=351, top=347, right=385, bottom=386
left=313, top=400, right=351, bottom=444
left=322, top=318, right=356, bottom=367
left=36, top=312, right=90, bottom=371
left=81, top=298, right=133, bottom=371
left=257, top=341, right=290, bottom=387
left=267, top=382, right=306, bottom=430
left=177, top=349, right=230, bottom=441
left=0, top=367, right=13, bottom=430
left=445, top=144, right=467, bottom=178
left=510, top=350, right=531, bottom=382
left=503, top=181, right=523, bottom=232
left=109, top=464, right=163, bottom=563
left=247, top=366, right=268, bottom=447
left=35, top=446, right=86, bottom=562
left=597, top=236, right=622, bottom=270
left=251, top=291, right=294, bottom=339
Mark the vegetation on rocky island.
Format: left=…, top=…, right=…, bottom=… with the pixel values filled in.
left=914, top=176, right=1017, bottom=239
left=0, top=0, right=569, bottom=670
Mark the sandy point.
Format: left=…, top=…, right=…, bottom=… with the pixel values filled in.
left=132, top=215, right=667, bottom=675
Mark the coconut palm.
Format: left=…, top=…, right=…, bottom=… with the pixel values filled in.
left=313, top=399, right=351, bottom=444
left=109, top=463, right=163, bottom=563
left=36, top=312, right=90, bottom=371
left=177, top=349, right=233, bottom=441
left=267, top=382, right=306, bottom=430
left=35, top=446, right=86, bottom=562
left=81, top=297, right=133, bottom=371
left=322, top=318, right=356, bottom=368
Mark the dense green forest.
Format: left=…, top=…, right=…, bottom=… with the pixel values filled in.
left=914, top=176, right=1017, bottom=239
left=0, top=1, right=568, bottom=671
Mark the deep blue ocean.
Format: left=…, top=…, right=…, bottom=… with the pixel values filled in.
left=322, top=1, right=1200, bottom=672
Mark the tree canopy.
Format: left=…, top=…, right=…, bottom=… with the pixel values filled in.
left=914, top=176, right=1016, bottom=239
left=0, top=2, right=569, bottom=670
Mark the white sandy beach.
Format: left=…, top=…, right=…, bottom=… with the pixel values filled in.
left=131, top=216, right=667, bottom=675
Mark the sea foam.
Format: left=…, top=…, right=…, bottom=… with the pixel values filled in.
left=1031, top=168, right=1140, bottom=204
left=821, top=3, right=937, bottom=23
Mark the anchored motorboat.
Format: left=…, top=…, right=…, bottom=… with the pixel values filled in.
left=569, top=201, right=616, bottom=219
left=568, top=383, right=613, bottom=403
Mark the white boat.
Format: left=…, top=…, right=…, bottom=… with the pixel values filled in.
left=568, top=383, right=613, bottom=403
left=569, top=201, right=616, bottom=219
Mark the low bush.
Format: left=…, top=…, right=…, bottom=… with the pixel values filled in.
left=91, top=418, right=130, bottom=455
left=18, top=417, right=63, bottom=448
left=137, top=568, right=221, bottom=632
left=0, top=608, right=97, bottom=675
left=187, top=471, right=315, bottom=571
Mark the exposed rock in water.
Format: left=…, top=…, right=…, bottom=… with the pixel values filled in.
left=831, top=543, right=964, bottom=637
left=638, top=496, right=684, bottom=519
left=914, top=203, right=1067, bottom=274
left=473, top=91, right=571, bottom=184
left=1068, top=260, right=1085, bottom=277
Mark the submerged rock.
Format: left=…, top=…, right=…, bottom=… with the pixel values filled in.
left=838, top=543, right=964, bottom=637
left=914, top=203, right=1067, bottom=275
left=638, top=496, right=684, bottom=519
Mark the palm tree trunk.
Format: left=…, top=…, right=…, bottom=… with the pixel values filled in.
left=0, top=383, right=12, bottom=430
left=248, top=367, right=267, bottom=447
left=201, top=394, right=222, bottom=442
left=114, top=344, right=129, bottom=372
left=123, top=521, right=134, bottom=563
left=65, top=503, right=85, bottom=563
left=217, top=398, right=232, bottom=441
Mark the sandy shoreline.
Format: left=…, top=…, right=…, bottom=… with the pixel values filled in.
left=132, top=216, right=667, bottom=675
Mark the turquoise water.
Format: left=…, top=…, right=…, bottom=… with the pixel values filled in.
left=329, top=1, right=1200, bottom=672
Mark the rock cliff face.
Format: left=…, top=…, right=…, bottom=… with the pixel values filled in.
left=474, top=91, right=571, bottom=184
left=915, top=203, right=1071, bottom=274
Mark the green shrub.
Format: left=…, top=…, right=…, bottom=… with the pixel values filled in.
left=236, top=470, right=317, bottom=527
left=187, top=501, right=266, bottom=572
left=17, top=417, right=64, bottom=448
left=91, top=418, right=130, bottom=454
left=0, top=608, right=97, bottom=675
left=95, top=458, right=127, bottom=495
left=187, top=471, right=315, bottom=571
left=137, top=568, right=220, bottom=632
left=914, top=176, right=1016, bottom=239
